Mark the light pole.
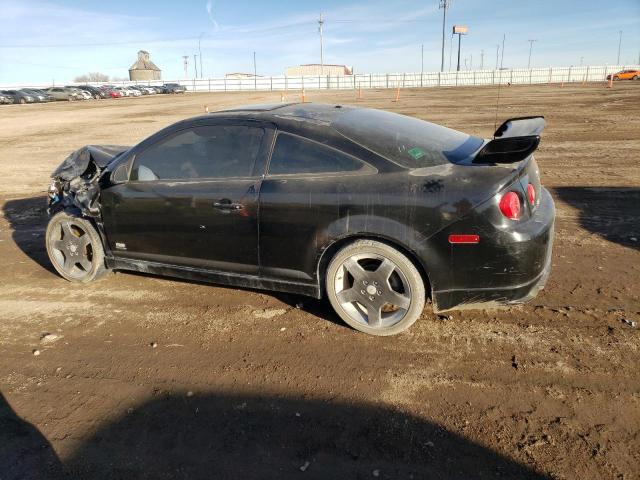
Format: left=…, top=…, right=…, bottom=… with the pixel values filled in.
left=495, top=44, right=499, bottom=70
left=527, top=39, right=537, bottom=68
left=480, top=49, right=484, bottom=70
left=198, top=33, right=204, bottom=78
left=421, top=44, right=424, bottom=76
left=617, top=30, right=622, bottom=65
left=500, top=34, right=505, bottom=69
left=318, top=12, right=324, bottom=74
left=439, top=0, right=450, bottom=72
left=193, top=54, right=198, bottom=78
left=253, top=51, right=257, bottom=90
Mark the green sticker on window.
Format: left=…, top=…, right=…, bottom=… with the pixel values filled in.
left=408, top=147, right=425, bottom=160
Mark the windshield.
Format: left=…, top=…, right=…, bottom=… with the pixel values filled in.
left=332, top=108, right=483, bottom=168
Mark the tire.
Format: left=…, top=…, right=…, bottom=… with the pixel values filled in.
left=19, top=98, right=26, bottom=104
left=633, top=75, right=638, bottom=80
left=613, top=76, right=620, bottom=81
left=326, top=240, right=426, bottom=336
left=45, top=211, right=108, bottom=283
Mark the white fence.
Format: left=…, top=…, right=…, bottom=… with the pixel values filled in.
left=5, top=65, right=638, bottom=92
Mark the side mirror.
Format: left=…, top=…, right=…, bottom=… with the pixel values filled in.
left=111, top=164, right=129, bottom=184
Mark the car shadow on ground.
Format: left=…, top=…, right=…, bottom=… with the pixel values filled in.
left=2, top=196, right=345, bottom=327
left=552, top=187, right=640, bottom=251
left=1, top=390, right=551, bottom=480
left=0, top=392, right=63, bottom=479
left=2, top=196, right=56, bottom=274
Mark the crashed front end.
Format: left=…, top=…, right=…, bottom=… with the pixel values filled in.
left=48, top=145, right=130, bottom=217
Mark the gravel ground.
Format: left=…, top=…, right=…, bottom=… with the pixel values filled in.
left=0, top=83, right=639, bottom=479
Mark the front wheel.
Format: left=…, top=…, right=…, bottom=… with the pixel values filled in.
left=45, top=212, right=108, bottom=283
left=633, top=75, right=638, bottom=80
left=326, top=240, right=426, bottom=336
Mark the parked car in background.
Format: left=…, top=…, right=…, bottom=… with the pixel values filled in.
left=129, top=86, right=148, bottom=95
left=100, top=87, right=122, bottom=98
left=44, top=87, right=82, bottom=101
left=0, top=93, right=14, bottom=104
left=45, top=103, right=554, bottom=336
left=113, top=87, right=130, bottom=97
left=142, top=86, right=157, bottom=95
left=0, top=89, right=36, bottom=104
left=66, top=87, right=92, bottom=100
left=76, top=85, right=106, bottom=99
left=127, top=87, right=142, bottom=97
left=163, top=83, right=186, bottom=93
left=21, top=88, right=52, bottom=103
left=151, top=86, right=165, bottom=94
left=606, top=69, right=640, bottom=80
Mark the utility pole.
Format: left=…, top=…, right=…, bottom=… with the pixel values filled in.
left=253, top=51, right=257, bottom=90
left=194, top=54, right=198, bottom=78
left=527, top=39, right=537, bottom=68
left=198, top=33, right=204, bottom=78
left=318, top=12, right=324, bottom=74
left=439, top=0, right=451, bottom=72
left=617, top=30, right=622, bottom=65
left=500, top=33, right=505, bottom=69
left=421, top=43, right=424, bottom=76
left=182, top=55, right=189, bottom=78
left=480, top=49, right=484, bottom=69
left=495, top=44, right=499, bottom=69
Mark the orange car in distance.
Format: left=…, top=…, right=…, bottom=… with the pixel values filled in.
left=606, top=69, right=640, bottom=80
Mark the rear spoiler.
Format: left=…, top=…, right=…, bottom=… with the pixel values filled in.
left=473, top=116, right=545, bottom=164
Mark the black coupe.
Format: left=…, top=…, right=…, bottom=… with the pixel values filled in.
left=46, top=103, right=554, bottom=335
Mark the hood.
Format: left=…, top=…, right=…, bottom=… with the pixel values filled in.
left=52, top=145, right=130, bottom=181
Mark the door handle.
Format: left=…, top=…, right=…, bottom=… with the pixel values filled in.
left=214, top=200, right=243, bottom=211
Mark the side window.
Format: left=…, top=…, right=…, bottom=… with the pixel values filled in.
left=268, top=133, right=367, bottom=175
left=131, top=125, right=264, bottom=181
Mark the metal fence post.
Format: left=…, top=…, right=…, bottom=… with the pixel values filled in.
left=224, top=77, right=227, bottom=91
left=438, top=71, right=441, bottom=87
left=270, top=76, right=273, bottom=91
left=568, top=66, right=572, bottom=83
left=585, top=66, right=590, bottom=82
left=208, top=78, right=211, bottom=92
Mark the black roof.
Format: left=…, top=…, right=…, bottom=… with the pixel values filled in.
left=210, top=102, right=354, bottom=126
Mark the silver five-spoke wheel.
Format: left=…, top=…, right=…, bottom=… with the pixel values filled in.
left=326, top=240, right=426, bottom=335
left=46, top=211, right=107, bottom=283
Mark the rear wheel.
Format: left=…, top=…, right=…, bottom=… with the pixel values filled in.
left=19, top=98, right=26, bottom=104
left=326, top=240, right=426, bottom=336
left=633, top=75, right=638, bottom=80
left=45, top=212, right=108, bottom=283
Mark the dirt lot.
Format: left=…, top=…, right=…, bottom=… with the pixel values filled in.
left=1, top=83, right=639, bottom=479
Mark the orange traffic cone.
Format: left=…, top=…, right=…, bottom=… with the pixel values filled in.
left=301, top=88, right=306, bottom=102
left=393, top=86, right=400, bottom=102
left=280, top=92, right=285, bottom=102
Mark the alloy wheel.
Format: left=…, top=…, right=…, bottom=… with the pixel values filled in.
left=333, top=253, right=412, bottom=329
left=49, top=220, right=95, bottom=280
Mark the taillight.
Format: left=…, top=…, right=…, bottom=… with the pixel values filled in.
left=499, top=191, right=521, bottom=219
left=527, top=183, right=536, bottom=206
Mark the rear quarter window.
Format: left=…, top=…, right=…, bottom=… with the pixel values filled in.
left=268, top=133, right=370, bottom=175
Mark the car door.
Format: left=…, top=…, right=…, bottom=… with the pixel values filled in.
left=100, top=120, right=274, bottom=275
left=258, top=132, right=377, bottom=282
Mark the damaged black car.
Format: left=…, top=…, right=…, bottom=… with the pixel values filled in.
left=46, top=103, right=554, bottom=335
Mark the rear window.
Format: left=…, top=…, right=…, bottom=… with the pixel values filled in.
left=332, top=108, right=483, bottom=168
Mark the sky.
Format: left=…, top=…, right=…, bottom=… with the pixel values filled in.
left=0, top=0, right=638, bottom=84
